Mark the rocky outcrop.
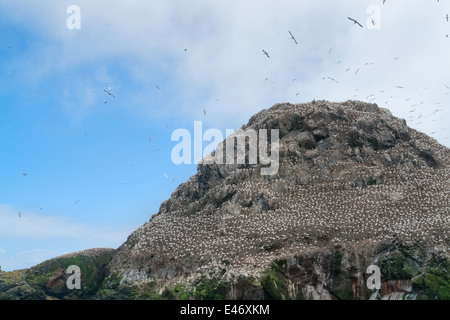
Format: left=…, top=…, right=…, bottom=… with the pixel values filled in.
left=1, top=100, right=449, bottom=300
left=0, top=248, right=114, bottom=300
left=98, top=100, right=449, bottom=300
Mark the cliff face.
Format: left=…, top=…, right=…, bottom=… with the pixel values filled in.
left=98, top=100, right=449, bottom=300
left=1, top=100, right=449, bottom=300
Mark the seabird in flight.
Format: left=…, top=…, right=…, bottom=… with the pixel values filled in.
left=262, top=50, right=270, bottom=58
left=103, top=89, right=115, bottom=98
left=288, top=31, right=298, bottom=45
left=327, top=76, right=339, bottom=84
left=347, top=17, right=363, bottom=28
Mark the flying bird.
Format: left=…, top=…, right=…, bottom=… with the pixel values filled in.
left=203, top=109, right=206, bottom=115
left=347, top=17, right=363, bottom=28
left=103, top=89, right=115, bottom=98
left=262, top=50, right=270, bottom=58
left=288, top=31, right=298, bottom=44
left=327, top=77, right=339, bottom=84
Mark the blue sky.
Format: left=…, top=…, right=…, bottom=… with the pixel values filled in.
left=1, top=0, right=449, bottom=271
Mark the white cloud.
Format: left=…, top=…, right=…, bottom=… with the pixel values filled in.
left=0, top=204, right=132, bottom=244
left=0, top=248, right=64, bottom=272
left=2, top=1, right=447, bottom=144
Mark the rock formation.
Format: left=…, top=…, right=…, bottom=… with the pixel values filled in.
left=0, top=248, right=114, bottom=300
left=1, top=100, right=449, bottom=300
left=100, top=100, right=449, bottom=300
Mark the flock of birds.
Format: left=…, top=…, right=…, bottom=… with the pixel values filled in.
left=260, top=2, right=449, bottom=144
left=4, top=2, right=449, bottom=282
left=114, top=101, right=449, bottom=286
left=259, top=0, right=448, bottom=61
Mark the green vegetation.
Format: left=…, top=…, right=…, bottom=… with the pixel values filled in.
left=260, top=260, right=287, bottom=300
left=160, top=277, right=230, bottom=300
left=332, top=283, right=354, bottom=300
left=412, top=259, right=450, bottom=300
left=378, top=252, right=419, bottom=280
left=1, top=250, right=114, bottom=300
left=192, top=277, right=229, bottom=300
left=331, top=251, right=343, bottom=275
left=2, top=245, right=449, bottom=300
left=161, top=284, right=190, bottom=300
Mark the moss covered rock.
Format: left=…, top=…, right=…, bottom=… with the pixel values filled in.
left=0, top=248, right=115, bottom=300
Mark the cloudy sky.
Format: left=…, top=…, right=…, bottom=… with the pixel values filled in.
left=0, top=0, right=449, bottom=271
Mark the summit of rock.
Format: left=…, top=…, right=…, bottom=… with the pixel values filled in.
left=103, top=100, right=449, bottom=299
left=1, top=100, right=448, bottom=300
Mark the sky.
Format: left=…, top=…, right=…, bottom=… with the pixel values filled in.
left=0, top=0, right=449, bottom=272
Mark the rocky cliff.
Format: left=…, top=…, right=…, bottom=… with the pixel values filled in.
left=100, top=100, right=449, bottom=300
left=0, top=248, right=114, bottom=300
left=1, top=100, right=449, bottom=300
